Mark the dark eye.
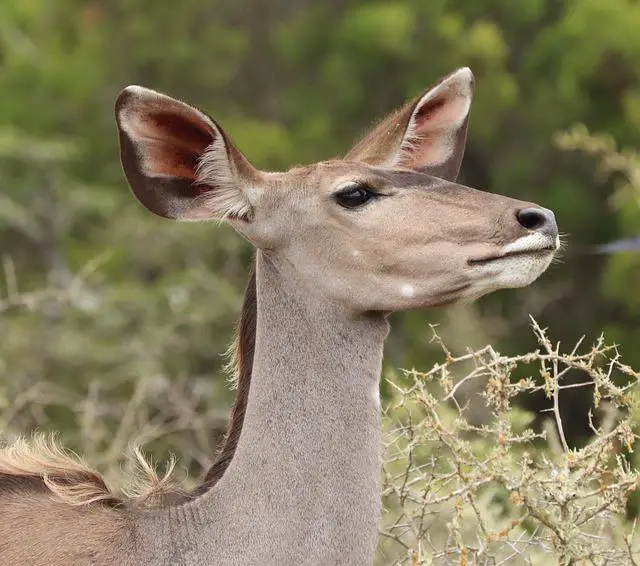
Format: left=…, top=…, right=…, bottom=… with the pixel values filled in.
left=334, top=183, right=376, bottom=209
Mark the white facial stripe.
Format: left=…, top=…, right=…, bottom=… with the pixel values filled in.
left=468, top=253, right=554, bottom=291
left=466, top=230, right=558, bottom=295
left=335, top=180, right=359, bottom=192
left=503, top=233, right=557, bottom=254
left=401, top=284, right=415, bottom=298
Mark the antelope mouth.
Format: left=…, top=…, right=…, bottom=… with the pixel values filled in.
left=467, top=245, right=556, bottom=266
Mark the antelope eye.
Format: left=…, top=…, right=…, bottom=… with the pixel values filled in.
left=334, top=183, right=376, bottom=209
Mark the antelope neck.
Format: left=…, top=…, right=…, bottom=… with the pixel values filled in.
left=163, top=251, right=388, bottom=565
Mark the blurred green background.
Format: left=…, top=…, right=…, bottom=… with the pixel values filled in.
left=1, top=0, right=639, bottom=474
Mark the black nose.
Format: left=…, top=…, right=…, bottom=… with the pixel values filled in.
left=516, top=207, right=558, bottom=238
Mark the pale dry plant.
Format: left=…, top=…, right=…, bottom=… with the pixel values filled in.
left=555, top=125, right=640, bottom=213
left=378, top=320, right=640, bottom=565
left=554, top=125, right=640, bottom=259
left=0, top=265, right=231, bottom=496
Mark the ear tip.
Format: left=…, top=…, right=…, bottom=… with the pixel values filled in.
left=115, top=85, right=159, bottom=113
left=431, top=67, right=473, bottom=99
left=452, top=67, right=474, bottom=89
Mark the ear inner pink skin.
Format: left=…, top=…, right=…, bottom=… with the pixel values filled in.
left=134, top=111, right=215, bottom=181
left=401, top=88, right=469, bottom=170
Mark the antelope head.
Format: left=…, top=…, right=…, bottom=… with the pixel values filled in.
left=115, top=68, right=558, bottom=313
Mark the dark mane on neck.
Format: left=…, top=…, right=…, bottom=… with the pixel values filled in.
left=193, top=261, right=256, bottom=495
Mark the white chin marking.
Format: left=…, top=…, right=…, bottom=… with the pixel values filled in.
left=472, top=253, right=554, bottom=292
left=401, top=284, right=415, bottom=298
left=503, top=233, right=556, bottom=254
left=352, top=250, right=361, bottom=257
left=464, top=233, right=558, bottom=291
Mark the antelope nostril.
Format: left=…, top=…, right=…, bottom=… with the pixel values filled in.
left=517, top=208, right=544, bottom=230
left=516, top=207, right=558, bottom=237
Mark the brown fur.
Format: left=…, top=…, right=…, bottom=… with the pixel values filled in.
left=0, top=474, right=139, bottom=565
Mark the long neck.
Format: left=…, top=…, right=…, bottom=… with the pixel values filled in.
left=168, top=252, right=388, bottom=564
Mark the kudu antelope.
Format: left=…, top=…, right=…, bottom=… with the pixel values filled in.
left=0, top=68, right=559, bottom=565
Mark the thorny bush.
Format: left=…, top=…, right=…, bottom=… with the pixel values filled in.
left=378, top=320, right=640, bottom=565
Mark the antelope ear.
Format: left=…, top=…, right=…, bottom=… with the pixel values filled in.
left=115, top=86, right=258, bottom=221
left=345, top=67, right=474, bottom=181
